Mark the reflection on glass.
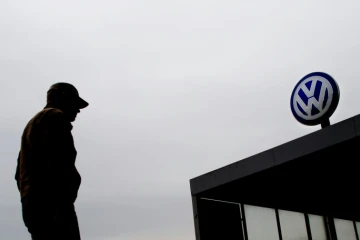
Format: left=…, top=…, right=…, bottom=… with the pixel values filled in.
left=308, top=214, right=327, bottom=240
left=244, top=205, right=279, bottom=240
left=356, top=222, right=360, bottom=237
left=334, top=218, right=356, bottom=240
left=279, top=210, right=308, bottom=240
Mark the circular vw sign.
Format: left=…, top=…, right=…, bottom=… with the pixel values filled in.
left=290, top=72, right=340, bottom=126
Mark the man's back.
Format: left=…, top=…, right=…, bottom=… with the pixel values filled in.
left=16, top=108, right=81, bottom=204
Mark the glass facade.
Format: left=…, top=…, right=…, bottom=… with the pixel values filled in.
left=201, top=198, right=360, bottom=240
left=334, top=218, right=357, bottom=240
left=278, top=210, right=308, bottom=240
left=308, top=214, right=327, bottom=240
left=356, top=222, right=360, bottom=237
left=244, top=204, right=279, bottom=240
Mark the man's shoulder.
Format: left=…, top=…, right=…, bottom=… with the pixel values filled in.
left=37, top=108, right=73, bottom=132
left=44, top=108, right=66, bottom=118
left=39, top=108, right=64, bottom=116
left=32, top=108, right=65, bottom=122
left=25, top=108, right=69, bottom=129
left=22, top=108, right=69, bottom=140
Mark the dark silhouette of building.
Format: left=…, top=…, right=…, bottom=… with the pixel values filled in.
left=190, top=114, right=360, bottom=240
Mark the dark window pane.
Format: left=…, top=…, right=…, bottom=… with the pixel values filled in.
left=244, top=205, right=279, bottom=240
left=199, top=199, right=243, bottom=240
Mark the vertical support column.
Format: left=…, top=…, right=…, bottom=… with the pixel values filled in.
left=304, top=213, right=313, bottom=240
left=192, top=196, right=201, bottom=240
left=324, top=217, right=337, bottom=240
left=353, top=221, right=359, bottom=240
left=240, top=204, right=248, bottom=240
left=275, top=209, right=283, bottom=240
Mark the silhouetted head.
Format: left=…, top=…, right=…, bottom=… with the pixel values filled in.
left=45, top=83, right=89, bottom=122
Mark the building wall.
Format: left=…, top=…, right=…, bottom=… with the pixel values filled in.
left=199, top=198, right=360, bottom=240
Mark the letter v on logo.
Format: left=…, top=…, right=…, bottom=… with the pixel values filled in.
left=296, top=80, right=331, bottom=116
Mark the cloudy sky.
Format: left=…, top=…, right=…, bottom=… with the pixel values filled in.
left=1, top=0, right=360, bottom=239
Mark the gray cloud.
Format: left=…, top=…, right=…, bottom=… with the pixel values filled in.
left=1, top=0, right=360, bottom=239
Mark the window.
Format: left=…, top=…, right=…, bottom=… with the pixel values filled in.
left=244, top=205, right=279, bottom=240
left=278, top=210, right=308, bottom=240
left=355, top=222, right=360, bottom=238
left=308, top=214, right=327, bottom=240
left=334, top=218, right=357, bottom=240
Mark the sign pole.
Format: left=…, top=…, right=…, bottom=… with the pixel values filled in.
left=321, top=119, right=330, bottom=129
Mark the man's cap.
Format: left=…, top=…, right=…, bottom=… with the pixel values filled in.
left=48, top=82, right=89, bottom=109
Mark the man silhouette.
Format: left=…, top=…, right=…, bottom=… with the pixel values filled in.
left=15, top=83, right=89, bottom=240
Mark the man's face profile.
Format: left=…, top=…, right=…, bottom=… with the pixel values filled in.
left=59, top=94, right=81, bottom=122
left=66, top=107, right=80, bottom=122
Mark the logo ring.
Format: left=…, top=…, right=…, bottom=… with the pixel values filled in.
left=290, top=72, right=340, bottom=126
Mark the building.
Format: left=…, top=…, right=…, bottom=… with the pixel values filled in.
left=190, top=114, right=360, bottom=240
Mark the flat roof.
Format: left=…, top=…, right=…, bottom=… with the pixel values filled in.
left=190, top=114, right=360, bottom=196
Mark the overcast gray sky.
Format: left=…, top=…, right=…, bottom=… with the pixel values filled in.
left=1, top=0, right=360, bottom=239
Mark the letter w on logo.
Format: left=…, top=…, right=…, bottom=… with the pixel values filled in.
left=296, top=80, right=329, bottom=116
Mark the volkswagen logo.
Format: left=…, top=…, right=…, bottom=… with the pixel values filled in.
left=290, top=72, right=340, bottom=126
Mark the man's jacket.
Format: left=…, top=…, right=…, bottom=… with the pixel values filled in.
left=15, top=108, right=81, bottom=204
